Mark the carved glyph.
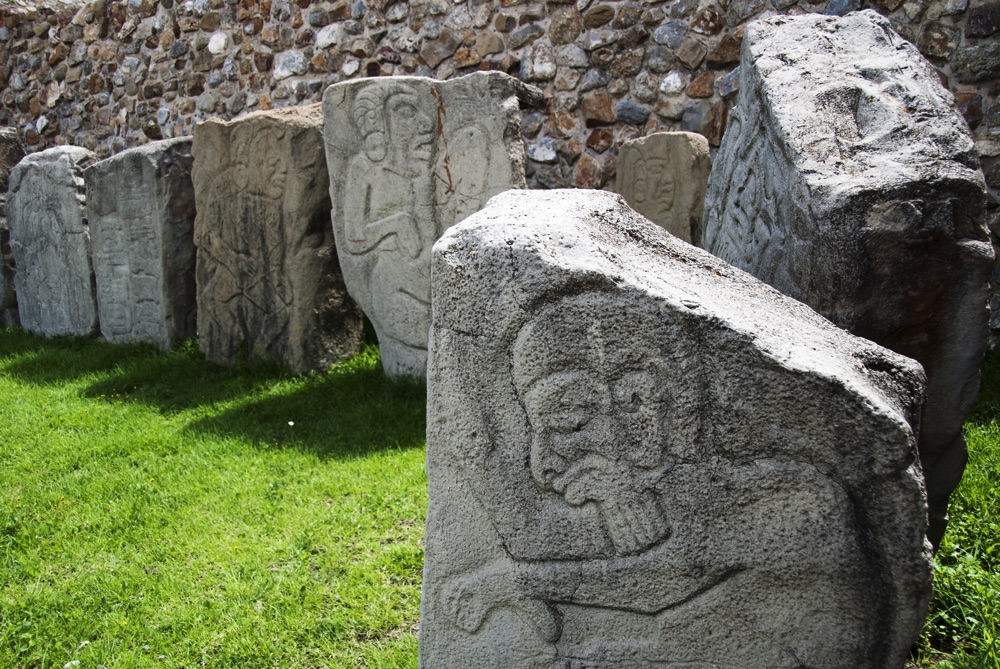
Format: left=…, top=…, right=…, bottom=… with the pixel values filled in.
left=7, top=146, right=100, bottom=337
left=422, top=189, right=932, bottom=669
left=192, top=105, right=363, bottom=374
left=702, top=11, right=994, bottom=548
left=85, top=138, right=197, bottom=349
left=323, top=72, right=535, bottom=378
left=616, top=132, right=711, bottom=245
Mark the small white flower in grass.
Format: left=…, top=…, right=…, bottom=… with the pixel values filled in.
left=288, top=421, right=294, bottom=426
left=63, top=662, right=80, bottom=669
left=76, top=640, right=90, bottom=651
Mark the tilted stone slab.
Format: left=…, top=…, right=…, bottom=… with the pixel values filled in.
left=616, top=131, right=710, bottom=245
left=701, top=10, right=994, bottom=548
left=192, top=105, right=363, bottom=374
left=0, top=127, right=26, bottom=328
left=422, top=189, right=932, bottom=669
left=8, top=146, right=100, bottom=337
left=323, top=72, right=541, bottom=378
left=85, top=138, right=197, bottom=350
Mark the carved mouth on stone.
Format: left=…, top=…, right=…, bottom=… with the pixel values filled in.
left=551, top=460, right=605, bottom=506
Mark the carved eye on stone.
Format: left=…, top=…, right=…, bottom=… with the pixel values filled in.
left=613, top=371, right=656, bottom=412
left=548, top=404, right=593, bottom=434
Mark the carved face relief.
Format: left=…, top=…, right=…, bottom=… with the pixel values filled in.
left=511, top=293, right=699, bottom=557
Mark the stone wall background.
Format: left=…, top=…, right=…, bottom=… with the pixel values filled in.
left=0, top=0, right=998, bottom=199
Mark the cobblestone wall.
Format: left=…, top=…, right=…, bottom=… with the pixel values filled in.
left=1, top=0, right=998, bottom=195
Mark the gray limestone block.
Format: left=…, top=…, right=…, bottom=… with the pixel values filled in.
left=701, top=10, right=994, bottom=549
left=421, top=188, right=932, bottom=669
left=615, top=131, right=711, bottom=245
left=8, top=146, right=100, bottom=337
left=85, top=138, right=198, bottom=350
left=192, top=104, right=364, bottom=374
left=322, top=72, right=540, bottom=378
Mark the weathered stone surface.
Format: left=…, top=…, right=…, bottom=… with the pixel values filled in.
left=0, top=128, right=26, bottom=328
left=422, top=188, right=931, bottom=669
left=8, top=146, right=100, bottom=337
left=616, top=132, right=710, bottom=244
left=322, top=73, right=538, bottom=377
left=702, top=11, right=994, bottom=549
left=192, top=105, right=364, bottom=374
left=85, top=138, right=197, bottom=349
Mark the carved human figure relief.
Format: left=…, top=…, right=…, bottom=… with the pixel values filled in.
left=323, top=72, right=538, bottom=378
left=85, top=138, right=197, bottom=350
left=422, top=189, right=932, bottom=669
left=7, top=146, right=99, bottom=337
left=616, top=132, right=710, bottom=245
left=192, top=106, right=363, bottom=374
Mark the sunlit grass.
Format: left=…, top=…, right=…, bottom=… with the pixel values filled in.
left=0, top=328, right=997, bottom=668
left=0, top=329, right=426, bottom=669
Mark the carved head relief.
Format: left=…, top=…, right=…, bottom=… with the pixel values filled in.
left=511, top=292, right=701, bottom=556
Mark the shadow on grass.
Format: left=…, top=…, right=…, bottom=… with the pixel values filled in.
left=1, top=327, right=425, bottom=459
left=183, top=361, right=426, bottom=459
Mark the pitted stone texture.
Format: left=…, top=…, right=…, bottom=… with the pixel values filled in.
left=192, top=105, right=363, bottom=374
left=0, top=128, right=26, bottom=328
left=8, top=146, right=100, bottom=337
left=702, top=10, right=993, bottom=549
left=422, top=189, right=932, bottom=669
left=85, top=138, right=197, bottom=350
left=616, top=131, right=710, bottom=244
left=323, top=72, right=539, bottom=378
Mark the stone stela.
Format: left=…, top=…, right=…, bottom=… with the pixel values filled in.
left=192, top=104, right=364, bottom=375
left=7, top=145, right=100, bottom=338
left=702, top=10, right=995, bottom=549
left=422, top=188, right=932, bottom=669
left=322, top=71, right=542, bottom=379
left=616, top=131, right=711, bottom=245
left=85, top=137, right=197, bottom=350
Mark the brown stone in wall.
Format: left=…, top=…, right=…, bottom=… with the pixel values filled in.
left=584, top=4, right=615, bottom=28
left=707, top=33, right=741, bottom=67
left=678, top=37, right=707, bottom=68
left=549, top=9, right=582, bottom=44
left=587, top=127, right=613, bottom=152
left=686, top=70, right=716, bottom=97
left=582, top=91, right=616, bottom=126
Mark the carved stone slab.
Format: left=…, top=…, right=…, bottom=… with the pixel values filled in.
left=616, top=131, right=710, bottom=245
left=85, top=138, right=197, bottom=350
left=8, top=146, right=100, bottom=337
left=192, top=105, right=363, bottom=374
left=701, top=10, right=994, bottom=548
left=422, top=189, right=932, bottom=669
left=0, top=128, right=26, bottom=328
left=323, top=72, right=538, bottom=378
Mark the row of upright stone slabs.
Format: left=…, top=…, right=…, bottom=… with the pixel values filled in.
left=192, top=105, right=364, bottom=375
left=702, top=10, right=994, bottom=548
left=422, top=189, right=932, bottom=669
left=8, top=146, right=100, bottom=337
left=322, top=72, right=543, bottom=378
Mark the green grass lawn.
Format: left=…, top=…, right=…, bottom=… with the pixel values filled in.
left=0, top=328, right=997, bottom=669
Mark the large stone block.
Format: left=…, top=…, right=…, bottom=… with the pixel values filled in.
left=322, top=72, right=541, bottom=378
left=422, top=189, right=932, bottom=669
left=701, top=10, right=994, bottom=548
left=0, top=128, right=26, bottom=328
left=192, top=105, right=363, bottom=374
left=616, top=131, right=710, bottom=244
left=85, top=138, right=197, bottom=350
left=8, top=146, right=100, bottom=337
